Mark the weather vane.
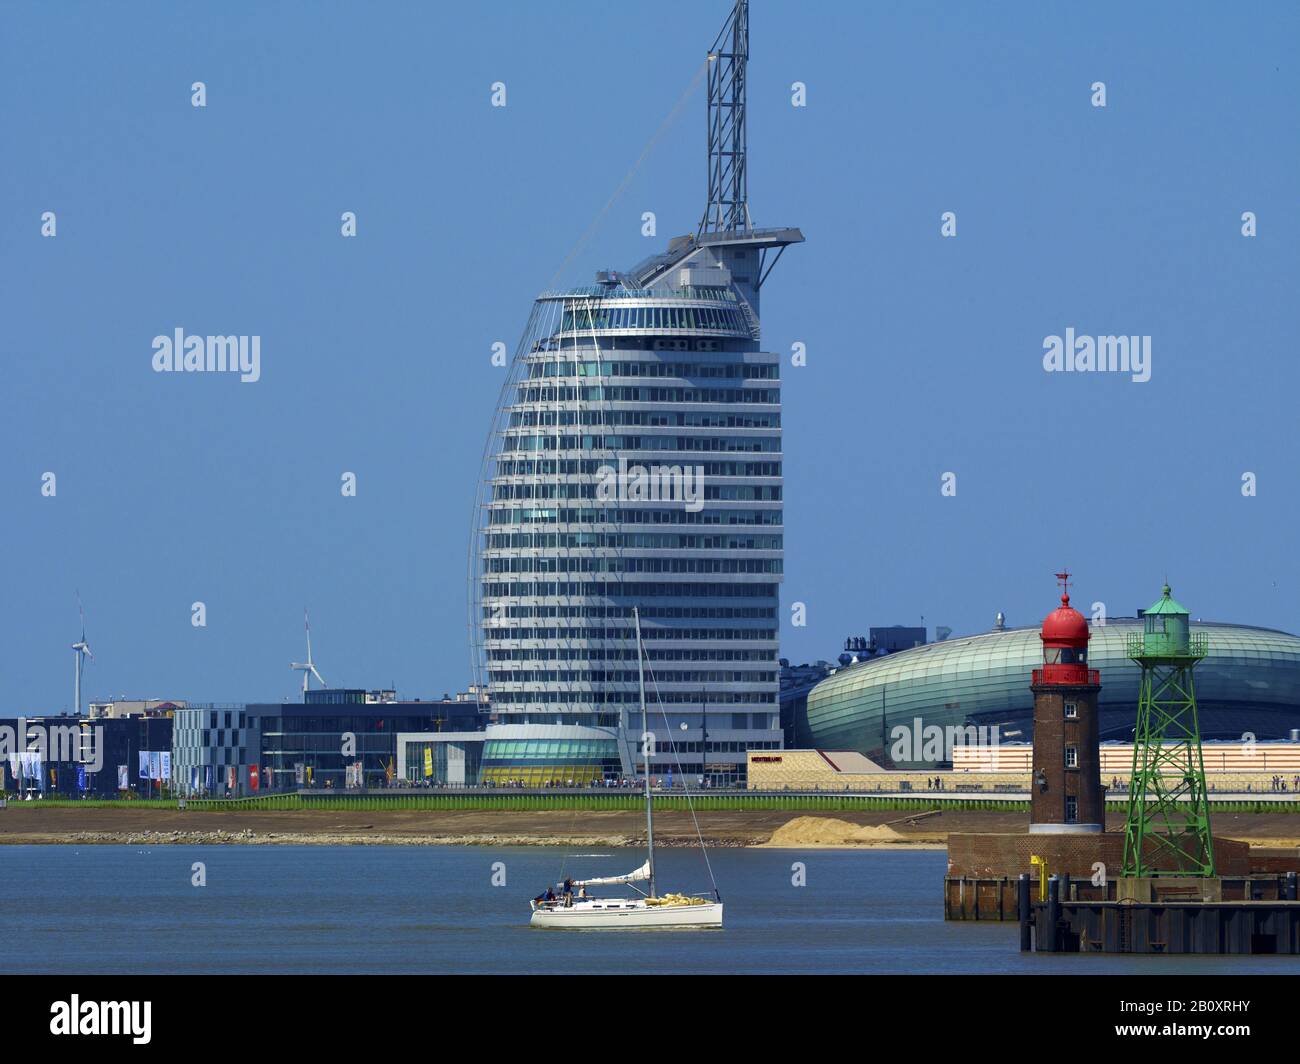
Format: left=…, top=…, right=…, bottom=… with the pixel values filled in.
left=1054, top=570, right=1071, bottom=603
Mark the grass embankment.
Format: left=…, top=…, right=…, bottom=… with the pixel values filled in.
left=12, top=792, right=1300, bottom=814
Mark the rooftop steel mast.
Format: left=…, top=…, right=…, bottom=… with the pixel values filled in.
left=699, top=0, right=750, bottom=235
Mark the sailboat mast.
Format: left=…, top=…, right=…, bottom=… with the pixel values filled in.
left=635, top=607, right=655, bottom=898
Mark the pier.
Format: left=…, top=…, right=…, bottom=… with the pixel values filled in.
left=1018, top=872, right=1300, bottom=953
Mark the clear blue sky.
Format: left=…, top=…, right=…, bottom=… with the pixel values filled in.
left=2, top=0, right=1297, bottom=711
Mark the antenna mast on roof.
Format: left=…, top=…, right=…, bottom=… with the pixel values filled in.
left=698, top=0, right=750, bottom=236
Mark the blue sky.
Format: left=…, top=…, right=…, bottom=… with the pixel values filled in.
left=2, top=0, right=1297, bottom=710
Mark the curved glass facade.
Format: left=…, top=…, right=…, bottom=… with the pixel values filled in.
left=479, top=725, right=621, bottom=786
left=473, top=233, right=799, bottom=784
left=804, top=619, right=1300, bottom=767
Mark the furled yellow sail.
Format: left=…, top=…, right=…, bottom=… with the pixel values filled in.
left=644, top=893, right=708, bottom=907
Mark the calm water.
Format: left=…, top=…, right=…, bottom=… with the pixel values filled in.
left=2, top=845, right=1293, bottom=974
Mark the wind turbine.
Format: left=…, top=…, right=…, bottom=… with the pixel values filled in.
left=290, top=610, right=326, bottom=701
left=71, top=593, right=94, bottom=717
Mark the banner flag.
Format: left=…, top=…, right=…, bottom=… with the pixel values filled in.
left=161, top=751, right=172, bottom=781
left=76, top=765, right=87, bottom=792
left=149, top=751, right=162, bottom=781
left=205, top=765, right=214, bottom=792
left=227, top=766, right=235, bottom=791
left=139, top=751, right=149, bottom=779
left=249, top=765, right=259, bottom=792
left=423, top=747, right=433, bottom=779
left=118, top=764, right=128, bottom=790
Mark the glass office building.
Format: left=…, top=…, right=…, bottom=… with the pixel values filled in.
left=245, top=691, right=485, bottom=790
left=470, top=0, right=802, bottom=786
left=398, top=734, right=484, bottom=786
left=473, top=229, right=801, bottom=785
left=804, top=619, right=1300, bottom=767
left=173, top=703, right=250, bottom=795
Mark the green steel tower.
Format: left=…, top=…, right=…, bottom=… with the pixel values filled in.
left=1121, top=584, right=1215, bottom=877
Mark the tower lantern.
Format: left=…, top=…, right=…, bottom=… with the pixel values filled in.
left=1029, top=572, right=1103, bottom=833
left=1138, top=583, right=1192, bottom=656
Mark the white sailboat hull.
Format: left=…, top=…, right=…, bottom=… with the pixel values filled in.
left=530, top=899, right=723, bottom=930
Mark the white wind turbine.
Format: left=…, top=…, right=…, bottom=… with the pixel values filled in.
left=71, top=593, right=94, bottom=716
left=290, top=610, right=326, bottom=701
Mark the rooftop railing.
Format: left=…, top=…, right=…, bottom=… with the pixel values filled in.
left=538, top=285, right=739, bottom=302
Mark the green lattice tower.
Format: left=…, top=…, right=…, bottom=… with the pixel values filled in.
left=1121, top=584, right=1215, bottom=877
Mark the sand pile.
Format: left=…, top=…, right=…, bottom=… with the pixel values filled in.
left=761, top=816, right=918, bottom=848
left=1225, top=836, right=1300, bottom=850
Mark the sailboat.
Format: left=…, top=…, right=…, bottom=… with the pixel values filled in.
left=529, top=608, right=723, bottom=929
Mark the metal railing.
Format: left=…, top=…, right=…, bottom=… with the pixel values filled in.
left=1125, top=631, right=1209, bottom=659
left=736, top=299, right=760, bottom=340
left=1031, top=667, right=1100, bottom=686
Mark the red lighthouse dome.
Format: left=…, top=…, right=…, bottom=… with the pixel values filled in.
left=1042, top=594, right=1089, bottom=646
left=1035, top=572, right=1095, bottom=685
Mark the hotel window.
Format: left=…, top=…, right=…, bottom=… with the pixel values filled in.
left=1064, top=701, right=1078, bottom=719
left=1065, top=745, right=1078, bottom=768
left=1065, top=796, right=1078, bottom=823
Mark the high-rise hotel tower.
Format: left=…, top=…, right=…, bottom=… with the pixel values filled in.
left=472, top=0, right=802, bottom=785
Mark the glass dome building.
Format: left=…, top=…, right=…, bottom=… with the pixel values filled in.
left=803, top=618, right=1300, bottom=768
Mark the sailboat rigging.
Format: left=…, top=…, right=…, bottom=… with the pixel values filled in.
left=528, top=607, right=724, bottom=929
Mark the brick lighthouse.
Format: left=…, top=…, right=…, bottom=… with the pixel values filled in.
left=1029, top=572, right=1103, bottom=834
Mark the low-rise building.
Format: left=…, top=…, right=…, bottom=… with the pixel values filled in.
left=172, top=703, right=253, bottom=796
left=245, top=689, right=487, bottom=791
left=1, top=712, right=173, bottom=797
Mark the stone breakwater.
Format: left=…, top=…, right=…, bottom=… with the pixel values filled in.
left=23, top=829, right=764, bottom=848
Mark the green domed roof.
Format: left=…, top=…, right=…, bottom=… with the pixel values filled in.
left=1143, top=583, right=1189, bottom=617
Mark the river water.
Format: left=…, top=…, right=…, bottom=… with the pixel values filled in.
left=2, top=845, right=1290, bottom=973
